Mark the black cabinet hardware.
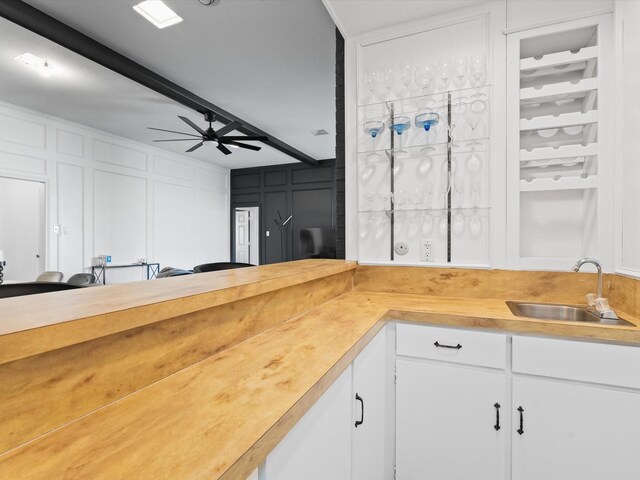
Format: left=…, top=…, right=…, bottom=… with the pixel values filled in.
left=494, top=403, right=501, bottom=431
left=517, top=406, right=524, bottom=435
left=433, top=341, right=462, bottom=350
left=355, top=393, right=364, bottom=427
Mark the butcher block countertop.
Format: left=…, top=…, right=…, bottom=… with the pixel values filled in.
left=2, top=260, right=640, bottom=479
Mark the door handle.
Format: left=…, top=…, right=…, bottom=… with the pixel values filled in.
left=494, top=403, right=501, bottom=431
left=517, top=406, right=524, bottom=435
left=434, top=341, right=462, bottom=350
left=355, top=393, right=364, bottom=427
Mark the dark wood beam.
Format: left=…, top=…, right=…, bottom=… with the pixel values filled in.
left=0, top=0, right=319, bottom=166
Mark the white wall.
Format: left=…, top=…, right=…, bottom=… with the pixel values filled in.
left=0, top=100, right=230, bottom=282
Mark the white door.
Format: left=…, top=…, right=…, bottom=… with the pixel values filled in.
left=512, top=376, right=640, bottom=480
left=235, top=209, right=250, bottom=263
left=352, top=327, right=392, bottom=480
left=396, top=359, right=506, bottom=480
left=0, top=176, right=45, bottom=281
left=263, top=367, right=352, bottom=480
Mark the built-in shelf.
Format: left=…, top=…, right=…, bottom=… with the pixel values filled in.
left=520, top=77, right=597, bottom=103
left=520, top=143, right=598, bottom=162
left=520, top=46, right=598, bottom=71
left=520, top=110, right=597, bottom=131
left=519, top=175, right=597, bottom=192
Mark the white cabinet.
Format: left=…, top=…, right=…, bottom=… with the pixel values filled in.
left=512, top=375, right=640, bottom=480
left=396, top=359, right=506, bottom=480
left=352, top=326, right=393, bottom=480
left=263, top=367, right=353, bottom=480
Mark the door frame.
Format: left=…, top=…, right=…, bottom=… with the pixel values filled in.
left=230, top=202, right=261, bottom=265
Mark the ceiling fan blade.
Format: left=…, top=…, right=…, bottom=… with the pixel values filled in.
left=178, top=116, right=207, bottom=135
left=219, top=136, right=268, bottom=142
left=186, top=142, right=204, bottom=153
left=217, top=143, right=232, bottom=155
left=225, top=141, right=262, bottom=152
left=148, top=127, right=201, bottom=138
left=153, top=138, right=201, bottom=142
left=214, top=121, right=242, bottom=138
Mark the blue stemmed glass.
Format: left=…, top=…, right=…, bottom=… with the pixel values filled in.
left=390, top=115, right=411, bottom=156
left=363, top=120, right=385, bottom=161
left=415, top=112, right=440, bottom=132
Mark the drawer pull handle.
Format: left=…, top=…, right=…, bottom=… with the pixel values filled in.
left=355, top=393, right=364, bottom=427
left=434, top=341, right=462, bottom=350
left=494, top=403, right=501, bottom=431
left=517, top=406, right=524, bottom=435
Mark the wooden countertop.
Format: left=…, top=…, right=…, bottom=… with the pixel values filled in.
left=0, top=259, right=358, bottom=364
left=2, top=288, right=640, bottom=479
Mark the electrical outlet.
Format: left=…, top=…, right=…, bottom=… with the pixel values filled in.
left=394, top=241, right=409, bottom=256
left=420, top=239, right=434, bottom=262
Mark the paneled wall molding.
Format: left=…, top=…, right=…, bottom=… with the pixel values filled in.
left=0, top=99, right=230, bottom=281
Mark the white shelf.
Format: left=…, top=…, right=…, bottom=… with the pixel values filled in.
left=520, top=110, right=598, bottom=131
left=520, top=77, right=597, bottom=103
left=520, top=46, right=598, bottom=71
left=520, top=143, right=598, bottom=162
left=520, top=175, right=598, bottom=192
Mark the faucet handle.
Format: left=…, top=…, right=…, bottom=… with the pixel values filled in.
left=595, top=297, right=611, bottom=313
left=585, top=293, right=597, bottom=307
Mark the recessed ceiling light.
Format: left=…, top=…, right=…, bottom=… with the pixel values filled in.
left=15, top=52, right=52, bottom=77
left=133, top=1, right=183, bottom=29
left=311, top=129, right=330, bottom=136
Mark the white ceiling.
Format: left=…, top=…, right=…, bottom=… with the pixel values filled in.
left=1, top=0, right=337, bottom=169
left=323, top=0, right=489, bottom=38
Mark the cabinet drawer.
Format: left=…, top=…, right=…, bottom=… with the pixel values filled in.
left=396, top=324, right=506, bottom=369
left=513, top=336, right=640, bottom=389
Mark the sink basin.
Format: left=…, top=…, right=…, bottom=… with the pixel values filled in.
left=506, top=301, right=634, bottom=327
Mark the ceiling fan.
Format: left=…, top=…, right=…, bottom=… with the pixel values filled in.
left=149, top=112, right=267, bottom=155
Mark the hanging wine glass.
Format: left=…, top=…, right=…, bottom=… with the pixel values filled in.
left=449, top=96, right=467, bottom=147
left=469, top=212, right=482, bottom=237
left=396, top=61, right=415, bottom=97
left=437, top=58, right=451, bottom=92
left=417, top=146, right=435, bottom=177
left=421, top=213, right=433, bottom=235
left=390, top=115, right=411, bottom=156
left=453, top=212, right=465, bottom=234
left=469, top=54, right=487, bottom=87
left=381, top=66, right=394, bottom=100
left=465, top=97, right=486, bottom=135
left=414, top=64, right=435, bottom=94
left=452, top=56, right=469, bottom=90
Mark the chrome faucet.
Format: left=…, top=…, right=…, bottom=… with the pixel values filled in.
left=572, top=257, right=603, bottom=298
left=571, top=258, right=618, bottom=320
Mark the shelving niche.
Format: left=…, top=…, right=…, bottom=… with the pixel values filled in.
left=508, top=16, right=612, bottom=269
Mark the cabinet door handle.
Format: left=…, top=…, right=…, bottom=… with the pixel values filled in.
left=433, top=341, right=462, bottom=350
left=494, top=403, right=501, bottom=431
left=355, top=393, right=364, bottom=428
left=517, top=406, right=524, bottom=435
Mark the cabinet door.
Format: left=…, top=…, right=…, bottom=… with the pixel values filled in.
left=512, top=376, right=640, bottom=480
left=263, top=367, right=352, bottom=480
left=352, top=327, right=393, bottom=480
left=396, top=359, right=506, bottom=480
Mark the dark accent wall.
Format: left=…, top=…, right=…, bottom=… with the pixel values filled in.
left=231, top=160, right=337, bottom=264
left=335, top=27, right=346, bottom=259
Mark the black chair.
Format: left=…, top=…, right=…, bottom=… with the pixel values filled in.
left=193, top=262, right=254, bottom=273
left=156, top=267, right=194, bottom=278
left=67, top=273, right=97, bottom=286
left=0, top=282, right=81, bottom=299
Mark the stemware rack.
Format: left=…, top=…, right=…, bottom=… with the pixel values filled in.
left=357, top=85, right=491, bottom=265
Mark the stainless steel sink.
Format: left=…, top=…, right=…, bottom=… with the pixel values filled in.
left=506, top=301, right=634, bottom=327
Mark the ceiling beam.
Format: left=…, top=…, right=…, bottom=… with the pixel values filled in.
left=0, top=0, right=319, bottom=166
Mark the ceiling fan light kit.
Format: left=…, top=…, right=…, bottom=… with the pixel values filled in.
left=150, top=112, right=268, bottom=155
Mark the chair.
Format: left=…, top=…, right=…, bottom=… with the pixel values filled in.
left=35, top=271, right=64, bottom=282
left=67, top=273, right=96, bottom=286
left=156, top=267, right=193, bottom=278
left=0, top=282, right=80, bottom=299
left=193, top=262, right=254, bottom=273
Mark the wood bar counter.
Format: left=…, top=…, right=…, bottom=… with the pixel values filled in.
left=1, top=260, right=640, bottom=479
